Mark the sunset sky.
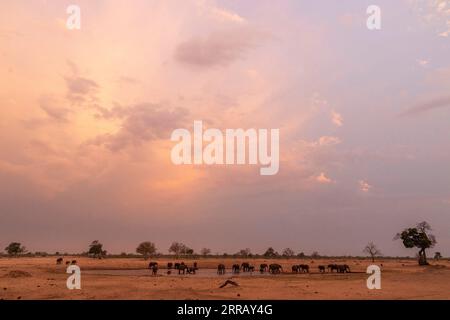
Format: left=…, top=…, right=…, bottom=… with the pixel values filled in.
left=1, top=0, right=449, bottom=256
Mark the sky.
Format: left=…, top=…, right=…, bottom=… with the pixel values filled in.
left=0, top=0, right=449, bottom=256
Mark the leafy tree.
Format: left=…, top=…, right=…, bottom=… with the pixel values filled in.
left=263, top=247, right=279, bottom=258
left=5, top=242, right=26, bottom=256
left=363, top=242, right=382, bottom=262
left=169, top=242, right=193, bottom=257
left=136, top=241, right=157, bottom=260
left=282, top=248, right=295, bottom=258
left=297, top=252, right=305, bottom=258
left=310, top=251, right=320, bottom=259
left=88, top=240, right=106, bottom=258
left=395, top=221, right=436, bottom=265
left=200, top=248, right=211, bottom=256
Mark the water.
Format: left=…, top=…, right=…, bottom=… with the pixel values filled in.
left=83, top=268, right=289, bottom=278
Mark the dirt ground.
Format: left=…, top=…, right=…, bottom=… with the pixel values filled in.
left=0, top=257, right=449, bottom=300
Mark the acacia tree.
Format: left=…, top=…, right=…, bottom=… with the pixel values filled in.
left=88, top=240, right=106, bottom=259
left=263, top=247, right=279, bottom=258
left=136, top=241, right=157, bottom=260
left=5, top=242, right=26, bottom=256
left=363, top=242, right=382, bottom=262
left=395, top=221, right=436, bottom=265
left=200, top=248, right=211, bottom=257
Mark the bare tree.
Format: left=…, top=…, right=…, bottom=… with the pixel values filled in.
left=237, top=248, right=252, bottom=257
left=200, top=248, right=211, bottom=257
left=282, top=248, right=295, bottom=258
left=363, top=242, right=382, bottom=262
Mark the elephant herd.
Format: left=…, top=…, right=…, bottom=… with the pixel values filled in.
left=216, top=263, right=351, bottom=275
left=148, top=261, right=199, bottom=276
left=56, top=258, right=77, bottom=265
left=56, top=257, right=351, bottom=276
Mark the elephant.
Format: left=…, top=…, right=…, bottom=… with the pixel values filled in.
left=292, top=265, right=299, bottom=273
left=217, top=264, right=226, bottom=275
left=248, top=266, right=255, bottom=272
left=151, top=265, right=158, bottom=276
left=178, top=262, right=187, bottom=275
left=328, top=264, right=338, bottom=272
left=186, top=267, right=196, bottom=274
left=148, top=262, right=158, bottom=269
left=232, top=264, right=240, bottom=274
left=167, top=262, right=173, bottom=270
left=269, top=264, right=283, bottom=274
left=241, top=262, right=250, bottom=272
left=56, top=258, right=63, bottom=265
left=260, top=264, right=268, bottom=273
left=71, top=260, right=77, bottom=265
left=298, top=264, right=309, bottom=273
left=337, top=264, right=351, bottom=273
left=318, top=265, right=326, bottom=273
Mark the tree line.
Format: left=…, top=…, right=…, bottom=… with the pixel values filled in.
left=2, top=221, right=443, bottom=265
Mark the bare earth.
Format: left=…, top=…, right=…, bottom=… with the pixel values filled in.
left=0, top=257, right=449, bottom=300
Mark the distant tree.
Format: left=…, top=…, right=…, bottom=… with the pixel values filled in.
left=434, top=252, right=442, bottom=260
left=282, top=248, right=295, bottom=258
left=263, top=247, right=279, bottom=258
left=136, top=241, right=157, bottom=260
left=169, top=242, right=193, bottom=257
left=297, top=252, right=305, bottom=258
left=395, top=221, right=436, bottom=265
left=363, top=242, right=382, bottom=262
left=169, top=242, right=184, bottom=258
left=5, top=242, right=26, bottom=256
left=310, top=251, right=320, bottom=259
left=200, top=248, right=211, bottom=256
left=237, top=248, right=252, bottom=257
left=88, top=240, right=106, bottom=259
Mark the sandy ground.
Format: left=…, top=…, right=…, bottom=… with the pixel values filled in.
left=0, top=257, right=449, bottom=300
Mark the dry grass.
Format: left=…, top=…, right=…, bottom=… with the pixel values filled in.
left=0, top=257, right=449, bottom=300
